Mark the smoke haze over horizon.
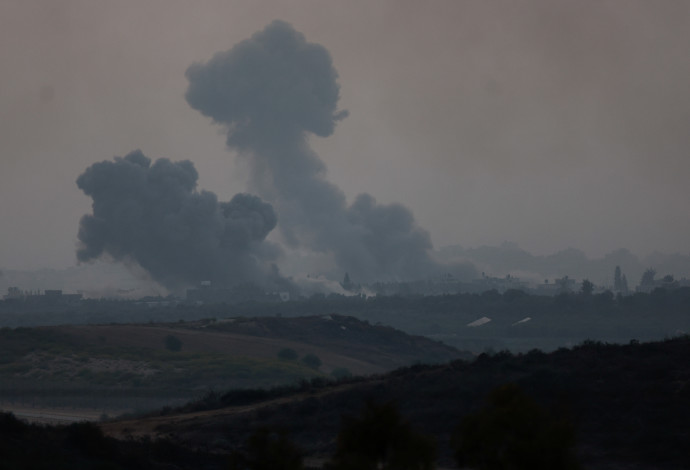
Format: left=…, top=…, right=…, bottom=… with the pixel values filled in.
left=185, top=20, right=440, bottom=283
left=1, top=1, right=689, bottom=273
left=76, top=150, right=287, bottom=292
left=75, top=21, right=469, bottom=288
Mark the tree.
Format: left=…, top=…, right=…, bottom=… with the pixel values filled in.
left=614, top=266, right=623, bottom=291
left=278, top=348, right=298, bottom=361
left=329, top=401, right=435, bottom=470
left=331, top=367, right=352, bottom=380
left=164, top=334, right=182, bottom=352
left=451, top=384, right=579, bottom=470
left=503, top=289, right=527, bottom=302
left=595, top=290, right=614, bottom=305
left=65, top=421, right=114, bottom=459
left=341, top=272, right=354, bottom=291
left=229, top=427, right=304, bottom=470
left=301, top=353, right=322, bottom=370
left=640, top=268, right=656, bottom=288
left=580, top=279, right=594, bottom=296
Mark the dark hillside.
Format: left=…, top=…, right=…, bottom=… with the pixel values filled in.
left=0, top=316, right=466, bottom=416
left=0, top=413, right=227, bottom=469
left=103, top=336, right=690, bottom=469
left=204, top=314, right=469, bottom=367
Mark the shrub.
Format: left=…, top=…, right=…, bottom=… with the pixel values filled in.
left=65, top=421, right=113, bottom=458
left=331, top=367, right=352, bottom=380
left=301, top=353, right=322, bottom=370
left=330, top=401, right=436, bottom=470
left=164, top=335, right=183, bottom=352
left=278, top=348, right=299, bottom=361
left=451, top=383, right=579, bottom=470
left=229, top=427, right=304, bottom=470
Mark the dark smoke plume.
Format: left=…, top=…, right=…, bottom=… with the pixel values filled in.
left=186, top=20, right=449, bottom=282
left=76, top=150, right=284, bottom=291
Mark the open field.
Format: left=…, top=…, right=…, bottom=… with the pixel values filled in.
left=0, top=315, right=465, bottom=415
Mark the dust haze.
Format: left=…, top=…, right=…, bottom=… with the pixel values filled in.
left=76, top=150, right=286, bottom=291
left=185, top=20, right=440, bottom=283
left=0, top=1, right=688, bottom=280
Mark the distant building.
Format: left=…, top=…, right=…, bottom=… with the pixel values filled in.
left=185, top=281, right=289, bottom=304
left=2, top=287, right=82, bottom=304
left=4, top=287, right=24, bottom=300
left=469, top=274, right=528, bottom=294
left=636, top=275, right=685, bottom=293
left=533, top=280, right=561, bottom=296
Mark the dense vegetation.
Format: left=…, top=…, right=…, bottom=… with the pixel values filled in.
left=3, top=336, right=688, bottom=468
left=0, top=412, right=228, bottom=469
left=97, top=336, right=690, bottom=469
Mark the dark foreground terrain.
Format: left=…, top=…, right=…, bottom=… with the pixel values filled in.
left=2, top=336, right=689, bottom=469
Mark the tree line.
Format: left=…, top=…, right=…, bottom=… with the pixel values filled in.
left=0, top=382, right=579, bottom=470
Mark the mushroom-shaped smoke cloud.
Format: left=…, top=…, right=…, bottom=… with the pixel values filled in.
left=76, top=150, right=284, bottom=292
left=186, top=20, right=348, bottom=149
left=186, top=20, right=450, bottom=282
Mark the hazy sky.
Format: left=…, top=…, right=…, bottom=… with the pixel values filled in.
left=1, top=0, right=689, bottom=271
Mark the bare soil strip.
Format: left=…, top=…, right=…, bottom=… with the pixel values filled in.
left=2, top=406, right=102, bottom=424
left=100, top=380, right=373, bottom=440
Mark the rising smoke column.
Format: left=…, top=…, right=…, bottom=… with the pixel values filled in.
left=76, top=150, right=283, bottom=291
left=185, top=20, right=439, bottom=282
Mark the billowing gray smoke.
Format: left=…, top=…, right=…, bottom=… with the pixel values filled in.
left=185, top=20, right=442, bottom=282
left=76, top=150, right=285, bottom=291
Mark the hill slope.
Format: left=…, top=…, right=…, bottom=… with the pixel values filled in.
left=0, top=315, right=466, bottom=415
left=102, top=336, right=690, bottom=469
